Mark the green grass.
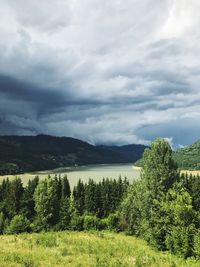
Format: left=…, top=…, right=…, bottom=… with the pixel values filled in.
left=0, top=231, right=199, bottom=267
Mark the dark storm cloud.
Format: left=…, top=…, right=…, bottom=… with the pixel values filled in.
left=0, top=75, right=65, bottom=105
left=0, top=0, right=200, bottom=145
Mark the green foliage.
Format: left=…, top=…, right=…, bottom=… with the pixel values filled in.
left=7, top=215, right=30, bottom=234
left=193, top=230, right=200, bottom=258
left=165, top=225, right=195, bottom=258
left=136, top=139, right=200, bottom=171
left=73, top=179, right=85, bottom=215
left=7, top=178, right=24, bottom=218
left=120, top=180, right=143, bottom=235
left=0, top=138, right=200, bottom=262
left=180, top=173, right=200, bottom=211
left=0, top=231, right=199, bottom=267
left=83, top=215, right=100, bottom=230
left=106, top=213, right=120, bottom=231
left=33, top=176, right=59, bottom=230
left=84, top=179, right=97, bottom=214
left=70, top=213, right=84, bottom=231
left=0, top=212, right=5, bottom=234
left=35, top=233, right=57, bottom=248
left=121, top=138, right=200, bottom=258
left=141, top=138, right=179, bottom=197
left=59, top=197, right=71, bottom=230
left=62, top=175, right=71, bottom=198
left=20, top=176, right=39, bottom=219
left=174, top=140, right=200, bottom=170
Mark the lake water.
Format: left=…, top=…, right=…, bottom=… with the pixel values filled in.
left=0, top=163, right=141, bottom=188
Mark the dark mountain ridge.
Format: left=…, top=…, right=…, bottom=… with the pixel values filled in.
left=0, top=135, right=147, bottom=175
left=98, top=144, right=148, bottom=162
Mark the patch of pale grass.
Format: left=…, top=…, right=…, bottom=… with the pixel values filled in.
left=0, top=231, right=199, bottom=267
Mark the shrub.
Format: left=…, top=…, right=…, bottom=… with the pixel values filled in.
left=99, top=218, right=109, bottom=230
left=30, top=218, right=44, bottom=233
left=0, top=212, right=5, bottom=234
left=165, top=225, right=195, bottom=258
left=107, top=213, right=120, bottom=231
left=7, top=215, right=30, bottom=234
left=83, top=215, right=100, bottom=230
left=193, top=230, right=200, bottom=258
left=70, top=213, right=84, bottom=231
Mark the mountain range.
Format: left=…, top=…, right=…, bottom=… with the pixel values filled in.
left=0, top=135, right=148, bottom=175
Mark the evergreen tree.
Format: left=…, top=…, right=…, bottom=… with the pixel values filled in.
left=59, top=197, right=71, bottom=230
left=101, top=178, right=112, bottom=217
left=7, top=178, right=24, bottom=218
left=0, top=179, right=10, bottom=217
left=0, top=212, right=5, bottom=234
left=21, top=176, right=39, bottom=219
left=84, top=179, right=97, bottom=215
left=73, top=179, right=85, bottom=215
left=62, top=175, right=71, bottom=198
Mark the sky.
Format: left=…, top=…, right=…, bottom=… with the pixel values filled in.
left=0, top=0, right=200, bottom=147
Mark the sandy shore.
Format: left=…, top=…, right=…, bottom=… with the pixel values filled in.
left=132, top=166, right=142, bottom=171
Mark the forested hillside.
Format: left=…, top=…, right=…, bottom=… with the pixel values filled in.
left=173, top=140, right=200, bottom=170
left=0, top=135, right=146, bottom=175
left=98, top=144, right=148, bottom=163
left=135, top=139, right=200, bottom=170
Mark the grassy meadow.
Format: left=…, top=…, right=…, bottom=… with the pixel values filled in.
left=0, top=231, right=199, bottom=267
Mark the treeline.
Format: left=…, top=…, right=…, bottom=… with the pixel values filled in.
left=121, top=139, right=200, bottom=259
left=0, top=138, right=200, bottom=260
left=0, top=176, right=129, bottom=234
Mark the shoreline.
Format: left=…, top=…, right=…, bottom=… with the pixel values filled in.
left=132, top=166, right=142, bottom=171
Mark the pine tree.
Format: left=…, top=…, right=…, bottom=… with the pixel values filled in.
left=8, top=178, right=24, bottom=218
left=73, top=179, right=85, bottom=215
left=84, top=179, right=96, bottom=215
left=62, top=175, right=71, bottom=198
left=21, top=176, right=39, bottom=219
left=59, top=197, right=71, bottom=230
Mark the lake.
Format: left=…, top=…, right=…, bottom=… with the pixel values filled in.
left=0, top=163, right=141, bottom=188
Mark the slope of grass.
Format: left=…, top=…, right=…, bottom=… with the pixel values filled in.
left=0, top=231, right=199, bottom=267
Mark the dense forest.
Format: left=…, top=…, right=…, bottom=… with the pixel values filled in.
left=0, top=135, right=147, bottom=175
left=0, top=139, right=200, bottom=260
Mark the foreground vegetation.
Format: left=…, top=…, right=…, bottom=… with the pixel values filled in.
left=0, top=138, right=200, bottom=265
left=0, top=231, right=199, bottom=267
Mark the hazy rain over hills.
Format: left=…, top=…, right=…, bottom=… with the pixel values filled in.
left=0, top=0, right=200, bottom=147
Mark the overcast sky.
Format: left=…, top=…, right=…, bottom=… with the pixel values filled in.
left=0, top=0, right=200, bottom=147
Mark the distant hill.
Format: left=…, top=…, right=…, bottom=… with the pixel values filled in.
left=98, top=144, right=148, bottom=163
left=134, top=140, right=200, bottom=170
left=0, top=135, right=147, bottom=175
left=173, top=140, right=200, bottom=170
